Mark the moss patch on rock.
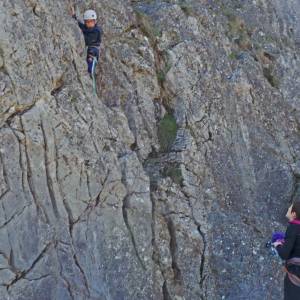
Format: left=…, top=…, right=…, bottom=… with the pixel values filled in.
left=162, top=164, right=183, bottom=186
left=158, top=113, right=178, bottom=152
left=263, top=67, right=279, bottom=88
left=134, top=8, right=162, bottom=43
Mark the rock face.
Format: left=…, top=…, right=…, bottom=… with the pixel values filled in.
left=0, top=0, right=299, bottom=299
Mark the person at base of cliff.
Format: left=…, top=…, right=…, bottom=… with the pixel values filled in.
left=70, top=6, right=102, bottom=76
left=274, top=201, right=300, bottom=300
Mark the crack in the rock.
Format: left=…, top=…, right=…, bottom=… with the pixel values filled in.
left=74, top=104, right=88, bottom=124
left=6, top=124, right=27, bottom=192
left=57, top=250, right=75, bottom=300
left=70, top=170, right=112, bottom=234
left=122, top=193, right=147, bottom=271
left=162, top=280, right=172, bottom=300
left=72, top=253, right=90, bottom=297
left=59, top=211, right=91, bottom=297
left=149, top=188, right=174, bottom=300
left=197, top=225, right=207, bottom=288
left=50, top=80, right=64, bottom=97
left=8, top=248, right=19, bottom=275
left=117, top=158, right=150, bottom=271
left=25, top=273, right=51, bottom=282
left=52, top=156, right=91, bottom=298
left=143, top=153, right=175, bottom=297
left=143, top=145, right=208, bottom=297
left=181, top=189, right=208, bottom=292
left=53, top=137, right=76, bottom=238
left=41, top=119, right=60, bottom=219
left=166, top=218, right=183, bottom=284
left=63, top=277, right=75, bottom=300
left=0, top=202, right=30, bottom=230
left=1, top=204, right=21, bottom=279
left=32, top=4, right=41, bottom=17
left=94, top=171, right=110, bottom=208
left=6, top=241, right=53, bottom=290
left=0, top=250, right=9, bottom=261
left=62, top=195, right=74, bottom=239
left=0, top=152, right=10, bottom=200
left=20, top=117, right=50, bottom=223
left=5, top=102, right=36, bottom=127
left=85, top=168, right=93, bottom=202
left=24, top=274, right=52, bottom=282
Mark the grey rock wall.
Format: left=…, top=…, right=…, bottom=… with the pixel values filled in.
left=0, top=0, right=299, bottom=299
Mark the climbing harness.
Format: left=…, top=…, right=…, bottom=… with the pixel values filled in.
left=85, top=45, right=99, bottom=96
left=284, top=257, right=300, bottom=287
left=91, top=56, right=98, bottom=96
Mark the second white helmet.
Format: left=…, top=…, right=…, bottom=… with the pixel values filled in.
left=83, top=9, right=97, bottom=20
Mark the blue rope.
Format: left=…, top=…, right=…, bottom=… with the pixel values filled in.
left=91, top=56, right=98, bottom=96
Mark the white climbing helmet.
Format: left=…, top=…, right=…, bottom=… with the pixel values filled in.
left=83, top=9, right=97, bottom=21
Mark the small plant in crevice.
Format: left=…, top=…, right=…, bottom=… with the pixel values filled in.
left=228, top=51, right=239, bottom=60
left=178, top=1, right=194, bottom=16
left=162, top=164, right=183, bottom=186
left=223, top=9, right=252, bottom=51
left=157, top=70, right=166, bottom=85
left=252, top=48, right=280, bottom=88
left=156, top=49, right=173, bottom=86
left=133, top=8, right=162, bottom=44
left=231, top=21, right=251, bottom=49
left=69, top=94, right=77, bottom=103
left=263, top=67, right=279, bottom=88
left=158, top=113, right=178, bottom=152
left=156, top=62, right=172, bottom=85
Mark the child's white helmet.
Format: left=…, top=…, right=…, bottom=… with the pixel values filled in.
left=83, top=10, right=97, bottom=20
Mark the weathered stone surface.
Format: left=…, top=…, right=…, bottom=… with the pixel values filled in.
left=0, top=0, right=299, bottom=299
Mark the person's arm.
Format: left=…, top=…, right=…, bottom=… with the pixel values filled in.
left=73, top=15, right=85, bottom=30
left=70, top=5, right=85, bottom=30
left=276, top=225, right=297, bottom=260
left=98, top=27, right=102, bottom=44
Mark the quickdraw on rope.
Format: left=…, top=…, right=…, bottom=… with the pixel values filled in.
left=91, top=56, right=98, bottom=96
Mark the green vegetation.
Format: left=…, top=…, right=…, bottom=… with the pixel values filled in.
left=227, top=15, right=252, bottom=50
left=134, top=8, right=162, bottom=43
left=157, top=61, right=172, bottom=85
left=220, top=5, right=253, bottom=50
left=157, top=70, right=166, bottom=85
left=178, top=1, right=194, bottom=16
left=162, top=164, right=183, bottom=186
left=70, top=95, right=77, bottom=102
left=228, top=51, right=239, bottom=60
left=220, top=3, right=280, bottom=88
left=158, top=113, right=178, bottom=152
left=263, top=67, right=279, bottom=88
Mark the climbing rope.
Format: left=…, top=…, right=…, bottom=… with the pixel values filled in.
left=91, top=56, right=98, bottom=96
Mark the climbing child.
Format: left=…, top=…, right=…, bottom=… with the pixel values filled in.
left=274, top=201, right=300, bottom=300
left=70, top=6, right=102, bottom=76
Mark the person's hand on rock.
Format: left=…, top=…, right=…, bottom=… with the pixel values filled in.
left=273, top=241, right=283, bottom=247
left=69, top=5, right=75, bottom=16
